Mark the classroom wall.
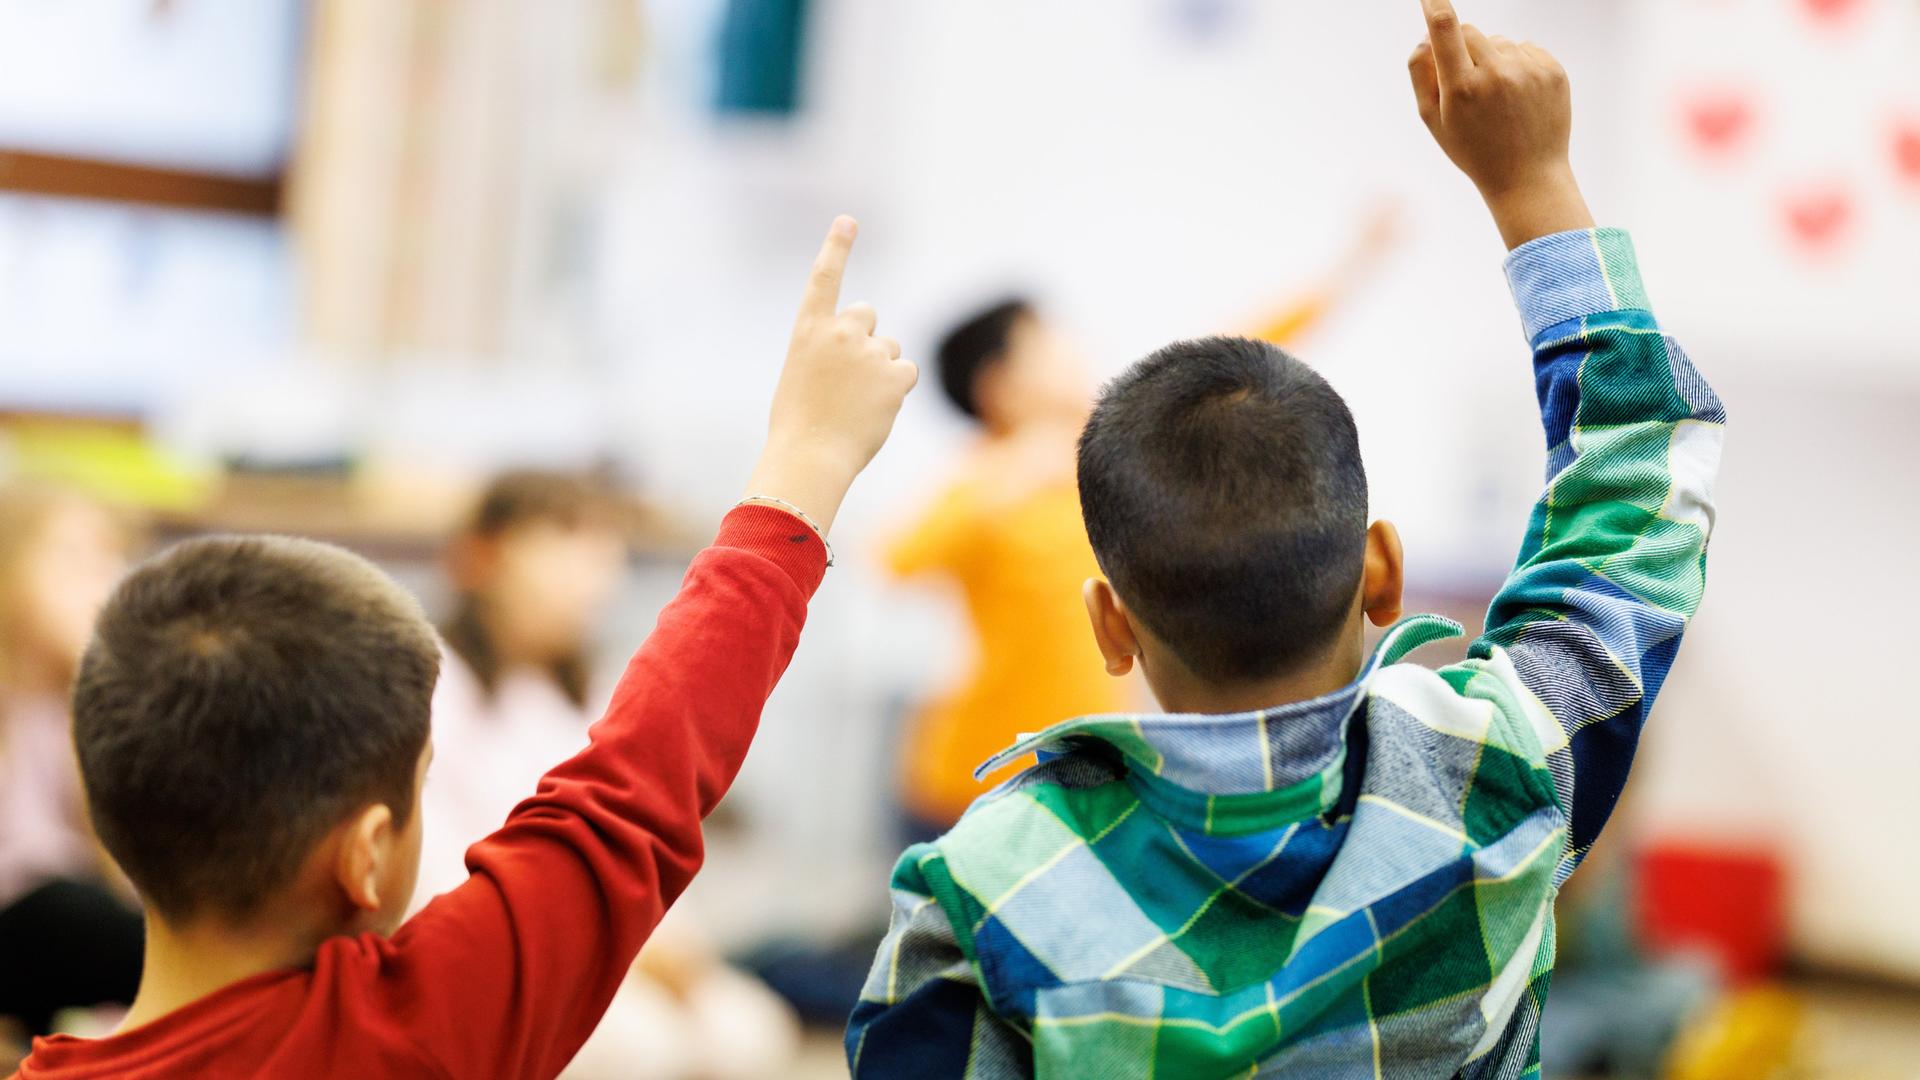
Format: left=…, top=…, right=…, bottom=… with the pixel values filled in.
left=1613, top=0, right=1920, bottom=972
left=1630, top=375, right=1920, bottom=980
left=606, top=0, right=1627, bottom=565
left=1622, top=0, right=1920, bottom=383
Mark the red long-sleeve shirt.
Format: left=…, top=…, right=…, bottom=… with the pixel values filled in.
left=14, top=505, right=827, bottom=1080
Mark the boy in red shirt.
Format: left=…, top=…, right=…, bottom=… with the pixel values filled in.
left=12, top=217, right=916, bottom=1080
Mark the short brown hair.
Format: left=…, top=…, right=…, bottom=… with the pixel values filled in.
left=73, top=535, right=439, bottom=924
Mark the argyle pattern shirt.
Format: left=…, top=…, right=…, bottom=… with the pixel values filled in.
left=846, top=229, right=1725, bottom=1079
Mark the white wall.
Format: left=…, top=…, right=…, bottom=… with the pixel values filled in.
left=1622, top=0, right=1920, bottom=382
left=1610, top=1, right=1920, bottom=978
left=1630, top=374, right=1920, bottom=979
left=606, top=0, right=1625, bottom=566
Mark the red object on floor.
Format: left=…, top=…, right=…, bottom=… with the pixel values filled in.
left=1637, top=842, right=1788, bottom=985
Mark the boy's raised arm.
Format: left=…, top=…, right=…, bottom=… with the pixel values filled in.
left=1410, top=0, right=1595, bottom=249
left=1414, top=0, right=1726, bottom=877
left=381, top=218, right=918, bottom=1078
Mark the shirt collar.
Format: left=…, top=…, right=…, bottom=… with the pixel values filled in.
left=974, top=615, right=1463, bottom=830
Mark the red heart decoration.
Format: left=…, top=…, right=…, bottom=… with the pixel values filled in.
left=1781, top=187, right=1854, bottom=254
left=1800, top=0, right=1863, bottom=25
left=1681, top=92, right=1755, bottom=157
left=1894, top=121, right=1920, bottom=188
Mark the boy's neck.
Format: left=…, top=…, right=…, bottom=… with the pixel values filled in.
left=1148, top=634, right=1366, bottom=716
left=119, top=911, right=325, bottom=1033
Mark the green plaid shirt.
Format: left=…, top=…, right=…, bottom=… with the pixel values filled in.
left=847, top=229, right=1725, bottom=1079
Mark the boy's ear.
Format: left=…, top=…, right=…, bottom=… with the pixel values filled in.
left=1083, top=577, right=1141, bottom=677
left=334, top=803, right=396, bottom=915
left=1362, top=520, right=1406, bottom=628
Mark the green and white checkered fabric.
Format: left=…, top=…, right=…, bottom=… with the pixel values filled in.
left=848, top=229, right=1723, bottom=1079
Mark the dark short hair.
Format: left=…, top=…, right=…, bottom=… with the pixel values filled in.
left=935, top=297, right=1033, bottom=418
left=1077, top=337, right=1368, bottom=683
left=73, top=535, right=439, bottom=924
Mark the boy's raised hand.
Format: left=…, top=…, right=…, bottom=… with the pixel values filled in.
left=745, top=216, right=918, bottom=535
left=1409, top=0, right=1595, bottom=249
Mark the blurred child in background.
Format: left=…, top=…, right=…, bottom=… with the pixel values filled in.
left=420, top=470, right=800, bottom=1080
left=0, top=483, right=142, bottom=1053
left=887, top=301, right=1119, bottom=837
left=890, top=211, right=1398, bottom=835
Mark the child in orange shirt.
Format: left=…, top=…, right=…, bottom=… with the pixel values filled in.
left=888, top=301, right=1119, bottom=833
left=891, top=221, right=1398, bottom=834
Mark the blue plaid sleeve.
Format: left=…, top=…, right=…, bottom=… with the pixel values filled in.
left=1464, top=228, right=1725, bottom=876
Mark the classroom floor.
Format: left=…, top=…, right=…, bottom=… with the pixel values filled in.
left=791, top=1032, right=850, bottom=1080
left=1792, top=980, right=1920, bottom=1078
left=784, top=979, right=1920, bottom=1080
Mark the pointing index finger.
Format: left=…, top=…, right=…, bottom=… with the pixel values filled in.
left=1420, top=0, right=1473, bottom=85
left=802, top=215, right=858, bottom=318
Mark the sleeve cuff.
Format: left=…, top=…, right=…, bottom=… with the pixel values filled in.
left=1503, top=227, right=1651, bottom=343
left=712, top=503, right=830, bottom=598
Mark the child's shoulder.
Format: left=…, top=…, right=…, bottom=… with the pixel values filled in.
left=911, top=754, right=1133, bottom=894
left=1361, top=658, right=1567, bottom=836
left=1366, top=651, right=1561, bottom=772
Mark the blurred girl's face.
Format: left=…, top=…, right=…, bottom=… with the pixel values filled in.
left=10, top=499, right=128, bottom=674
left=484, top=522, right=627, bottom=664
left=977, top=315, right=1094, bottom=432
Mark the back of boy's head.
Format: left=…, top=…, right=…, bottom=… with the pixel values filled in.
left=73, top=535, right=439, bottom=924
left=935, top=297, right=1033, bottom=418
left=1077, top=336, right=1368, bottom=684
